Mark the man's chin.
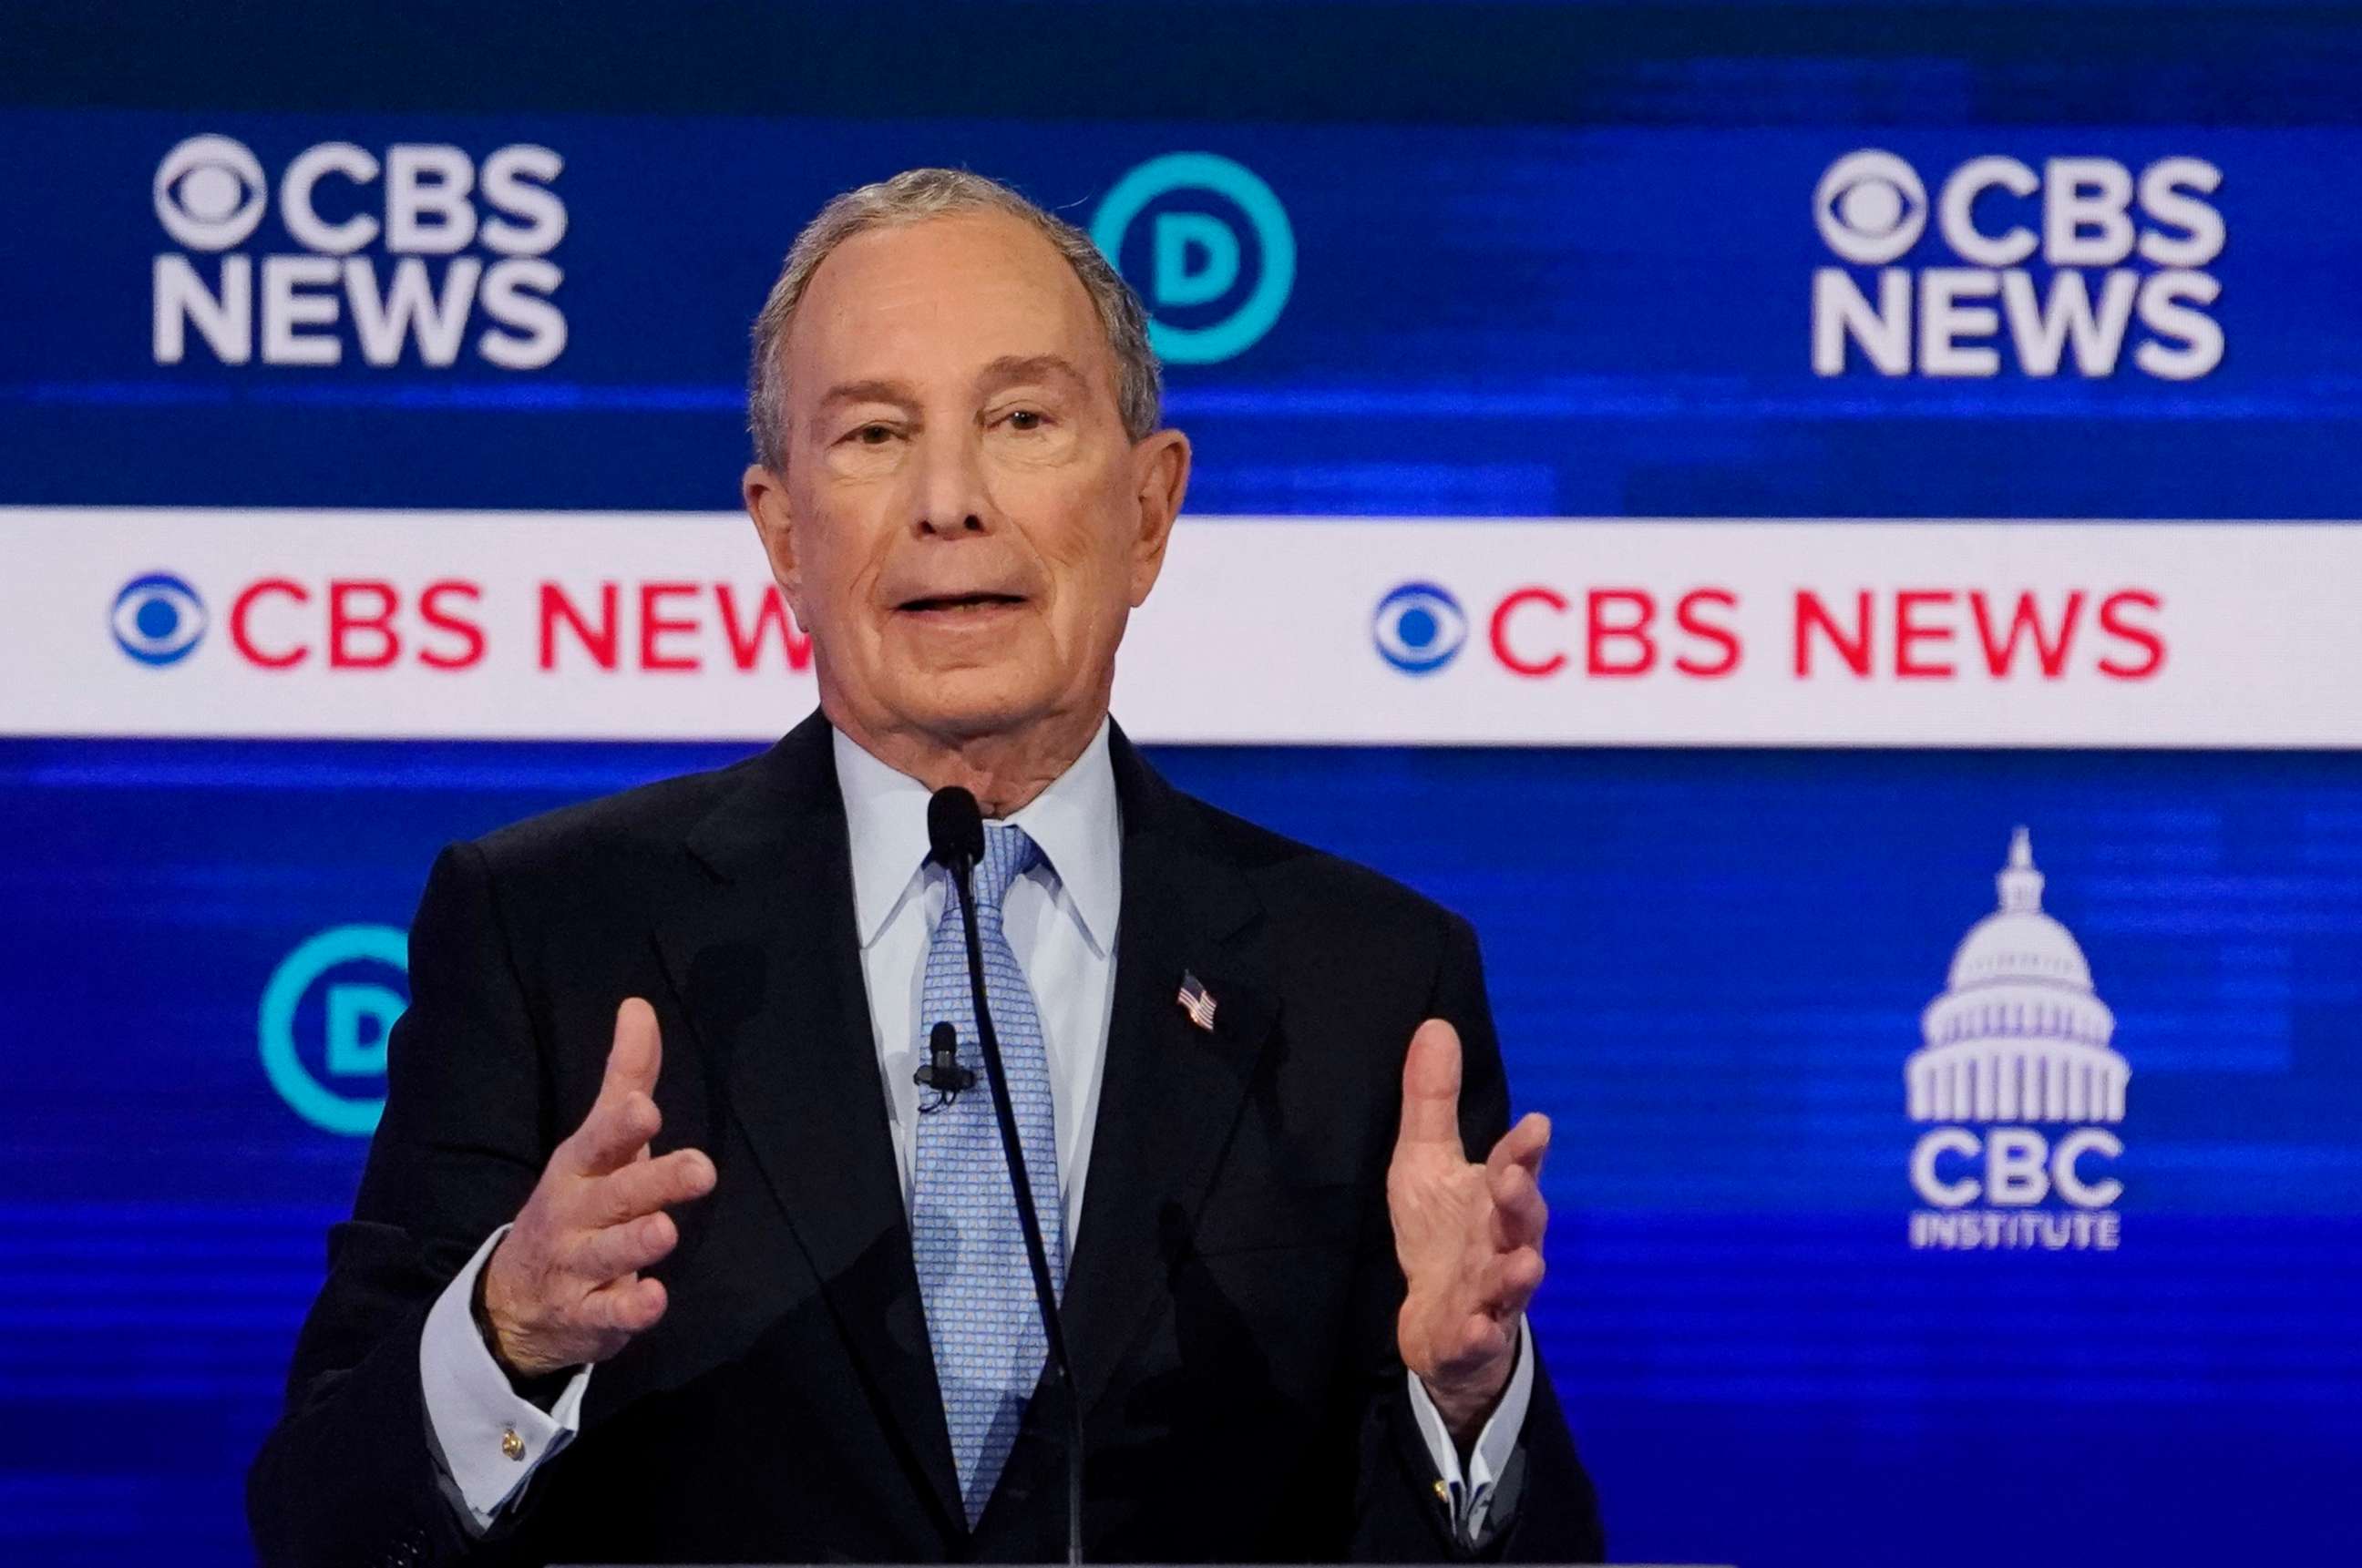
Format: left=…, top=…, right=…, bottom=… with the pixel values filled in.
left=889, top=668, right=1061, bottom=742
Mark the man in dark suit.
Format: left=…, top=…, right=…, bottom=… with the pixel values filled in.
left=248, top=167, right=1606, bottom=1567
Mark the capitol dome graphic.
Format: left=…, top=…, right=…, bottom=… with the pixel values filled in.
left=1908, top=828, right=2128, bottom=1124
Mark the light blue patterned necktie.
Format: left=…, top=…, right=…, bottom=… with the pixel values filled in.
left=909, top=822, right=1066, bottom=1524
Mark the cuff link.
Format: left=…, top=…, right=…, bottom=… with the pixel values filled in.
left=500, top=1426, right=526, bottom=1461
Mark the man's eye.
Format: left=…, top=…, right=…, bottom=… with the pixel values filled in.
left=850, top=424, right=895, bottom=445
left=1004, top=409, right=1046, bottom=432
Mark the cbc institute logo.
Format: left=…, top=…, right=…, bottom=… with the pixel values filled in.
left=1907, top=829, right=2128, bottom=1251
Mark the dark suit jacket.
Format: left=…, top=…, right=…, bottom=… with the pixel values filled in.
left=248, top=712, right=1606, bottom=1566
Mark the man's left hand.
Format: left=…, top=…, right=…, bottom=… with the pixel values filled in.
left=1388, top=1017, right=1551, bottom=1442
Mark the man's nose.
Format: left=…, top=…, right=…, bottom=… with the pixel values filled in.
left=914, top=429, right=995, bottom=538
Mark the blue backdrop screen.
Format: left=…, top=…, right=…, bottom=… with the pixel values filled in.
left=4, top=5, right=2358, bottom=1564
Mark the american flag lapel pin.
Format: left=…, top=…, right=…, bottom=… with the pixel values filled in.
left=1176, top=969, right=1217, bottom=1032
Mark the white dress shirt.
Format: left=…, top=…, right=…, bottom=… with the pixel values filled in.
left=419, top=717, right=1532, bottom=1538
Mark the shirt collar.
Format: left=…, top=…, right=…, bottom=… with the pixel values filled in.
left=832, top=715, right=1121, bottom=954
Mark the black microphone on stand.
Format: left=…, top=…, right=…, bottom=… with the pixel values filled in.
left=926, top=785, right=1083, bottom=1567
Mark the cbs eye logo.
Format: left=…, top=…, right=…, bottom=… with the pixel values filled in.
left=1372, top=582, right=1467, bottom=675
left=1091, top=152, right=1295, bottom=364
left=154, top=134, right=268, bottom=251
left=110, top=572, right=208, bottom=667
left=1814, top=149, right=1928, bottom=265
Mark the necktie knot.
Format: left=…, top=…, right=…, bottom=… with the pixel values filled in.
left=971, top=822, right=1042, bottom=911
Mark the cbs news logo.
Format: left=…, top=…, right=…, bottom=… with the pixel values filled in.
left=1813, top=148, right=2223, bottom=381
left=152, top=132, right=569, bottom=371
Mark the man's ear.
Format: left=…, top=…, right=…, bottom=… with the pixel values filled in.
left=1125, top=428, right=1192, bottom=608
left=743, top=462, right=806, bottom=620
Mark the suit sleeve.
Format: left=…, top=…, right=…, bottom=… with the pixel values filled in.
left=1347, top=907, right=1607, bottom=1564
left=247, top=840, right=558, bottom=1568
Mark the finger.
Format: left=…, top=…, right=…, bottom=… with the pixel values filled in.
left=568, top=1085, right=662, bottom=1177
left=567, top=999, right=666, bottom=1176
left=582, top=1274, right=668, bottom=1337
left=1395, top=1018, right=1465, bottom=1156
left=1488, top=1161, right=1549, bottom=1251
left=586, top=1146, right=716, bottom=1228
left=603, top=997, right=663, bottom=1101
left=1485, top=1112, right=1551, bottom=1184
left=1477, top=1245, right=1546, bottom=1318
left=570, top=1208, right=681, bottom=1284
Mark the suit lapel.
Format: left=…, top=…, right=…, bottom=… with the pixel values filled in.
left=651, top=711, right=966, bottom=1535
left=1063, top=725, right=1280, bottom=1419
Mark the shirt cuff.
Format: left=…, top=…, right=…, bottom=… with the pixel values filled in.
left=419, top=1223, right=592, bottom=1532
left=1404, top=1316, right=1535, bottom=1543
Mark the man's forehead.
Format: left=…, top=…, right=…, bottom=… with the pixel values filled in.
left=790, top=211, right=1104, bottom=371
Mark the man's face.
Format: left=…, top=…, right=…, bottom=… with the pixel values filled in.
left=744, top=210, right=1189, bottom=753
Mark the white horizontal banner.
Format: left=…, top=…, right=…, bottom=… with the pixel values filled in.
left=4, top=507, right=2355, bottom=747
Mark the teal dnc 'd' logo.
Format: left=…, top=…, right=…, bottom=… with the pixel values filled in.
left=1091, top=152, right=1295, bottom=364
left=259, top=924, right=409, bottom=1135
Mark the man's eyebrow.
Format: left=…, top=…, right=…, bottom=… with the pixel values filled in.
left=815, top=378, right=919, bottom=415
left=976, top=354, right=1091, bottom=394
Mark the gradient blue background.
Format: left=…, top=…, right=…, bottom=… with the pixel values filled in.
left=5, top=5, right=2358, bottom=1564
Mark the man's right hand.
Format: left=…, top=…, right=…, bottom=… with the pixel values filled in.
left=478, top=997, right=717, bottom=1378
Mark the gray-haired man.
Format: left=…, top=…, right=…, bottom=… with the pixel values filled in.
left=250, top=169, right=1606, bottom=1566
